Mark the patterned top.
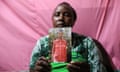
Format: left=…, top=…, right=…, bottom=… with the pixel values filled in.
left=30, top=32, right=107, bottom=72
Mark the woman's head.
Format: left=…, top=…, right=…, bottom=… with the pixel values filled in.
left=52, top=2, right=77, bottom=28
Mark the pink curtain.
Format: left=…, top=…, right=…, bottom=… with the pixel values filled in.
left=0, top=0, right=120, bottom=71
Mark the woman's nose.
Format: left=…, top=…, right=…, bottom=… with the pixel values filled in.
left=58, top=14, right=64, bottom=20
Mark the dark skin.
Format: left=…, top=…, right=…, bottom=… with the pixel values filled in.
left=31, top=4, right=90, bottom=72
left=34, top=57, right=51, bottom=72
left=52, top=4, right=75, bottom=27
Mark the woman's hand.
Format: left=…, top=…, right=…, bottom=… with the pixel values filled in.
left=67, top=62, right=90, bottom=72
left=34, top=57, right=51, bottom=72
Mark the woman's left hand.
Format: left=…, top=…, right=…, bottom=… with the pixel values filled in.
left=67, top=62, right=90, bottom=72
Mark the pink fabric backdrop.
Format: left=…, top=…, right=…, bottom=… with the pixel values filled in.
left=0, top=0, right=120, bottom=71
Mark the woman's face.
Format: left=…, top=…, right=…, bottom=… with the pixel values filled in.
left=52, top=5, right=75, bottom=27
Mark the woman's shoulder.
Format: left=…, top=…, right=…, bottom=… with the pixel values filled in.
left=72, top=32, right=93, bottom=42
left=37, top=35, right=49, bottom=44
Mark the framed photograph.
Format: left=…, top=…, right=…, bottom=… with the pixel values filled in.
left=49, top=27, right=71, bottom=62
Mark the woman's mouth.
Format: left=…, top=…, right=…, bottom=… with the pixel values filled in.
left=56, top=21, right=65, bottom=27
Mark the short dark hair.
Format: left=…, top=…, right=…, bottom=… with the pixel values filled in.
left=57, top=2, right=77, bottom=21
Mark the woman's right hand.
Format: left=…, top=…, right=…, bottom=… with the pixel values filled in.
left=34, top=57, right=51, bottom=72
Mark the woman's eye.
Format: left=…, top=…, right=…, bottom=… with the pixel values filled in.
left=64, top=12, right=71, bottom=17
left=54, top=12, right=60, bottom=16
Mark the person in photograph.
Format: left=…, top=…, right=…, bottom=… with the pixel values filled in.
left=52, top=30, right=67, bottom=62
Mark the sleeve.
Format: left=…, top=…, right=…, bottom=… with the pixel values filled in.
left=87, top=38, right=107, bottom=72
left=29, top=39, right=41, bottom=69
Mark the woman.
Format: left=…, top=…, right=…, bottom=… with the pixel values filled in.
left=30, top=2, right=114, bottom=72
